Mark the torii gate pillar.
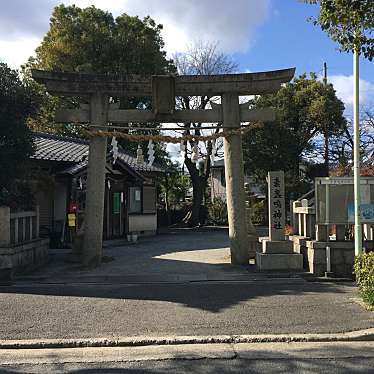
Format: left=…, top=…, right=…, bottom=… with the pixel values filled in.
left=83, top=92, right=108, bottom=267
left=222, top=93, right=249, bottom=264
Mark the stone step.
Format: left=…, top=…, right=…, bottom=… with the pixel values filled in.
left=262, top=240, right=294, bottom=254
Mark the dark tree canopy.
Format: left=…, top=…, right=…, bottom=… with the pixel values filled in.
left=306, top=0, right=374, bottom=60
left=32, top=4, right=174, bottom=74
left=243, top=73, right=346, bottom=182
left=27, top=4, right=175, bottom=158
left=0, top=63, right=41, bottom=207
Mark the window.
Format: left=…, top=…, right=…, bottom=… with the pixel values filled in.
left=128, top=187, right=142, bottom=213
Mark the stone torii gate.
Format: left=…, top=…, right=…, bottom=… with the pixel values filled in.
left=32, top=68, right=295, bottom=267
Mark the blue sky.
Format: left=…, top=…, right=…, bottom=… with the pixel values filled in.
left=236, top=1, right=373, bottom=114
left=237, top=1, right=372, bottom=79
left=0, top=0, right=372, bottom=112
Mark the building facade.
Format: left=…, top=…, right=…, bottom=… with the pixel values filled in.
left=31, top=133, right=164, bottom=245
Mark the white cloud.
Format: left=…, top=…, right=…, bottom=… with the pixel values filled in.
left=329, top=75, right=374, bottom=111
left=119, top=0, right=271, bottom=54
left=0, top=37, right=41, bottom=69
left=0, top=0, right=270, bottom=69
left=166, top=143, right=182, bottom=163
left=0, top=0, right=53, bottom=40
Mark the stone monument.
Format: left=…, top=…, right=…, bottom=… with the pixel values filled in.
left=256, top=171, right=303, bottom=271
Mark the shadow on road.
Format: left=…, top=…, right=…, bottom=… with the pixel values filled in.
left=0, top=229, right=361, bottom=313
left=1, top=229, right=373, bottom=340
left=0, top=343, right=373, bottom=373
left=0, top=229, right=358, bottom=313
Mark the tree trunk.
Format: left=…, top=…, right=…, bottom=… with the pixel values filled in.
left=184, top=155, right=209, bottom=227
left=190, top=177, right=205, bottom=226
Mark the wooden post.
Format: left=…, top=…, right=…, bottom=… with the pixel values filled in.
left=316, top=224, right=327, bottom=241
left=336, top=224, right=346, bottom=241
left=0, top=207, right=10, bottom=247
left=222, top=93, right=250, bottom=265
left=83, top=93, right=108, bottom=267
left=36, top=205, right=40, bottom=238
left=14, top=218, right=19, bottom=244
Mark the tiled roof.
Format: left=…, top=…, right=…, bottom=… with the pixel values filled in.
left=32, top=133, right=164, bottom=173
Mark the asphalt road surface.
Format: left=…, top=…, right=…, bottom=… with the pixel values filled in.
left=1, top=279, right=374, bottom=340
left=1, top=230, right=373, bottom=340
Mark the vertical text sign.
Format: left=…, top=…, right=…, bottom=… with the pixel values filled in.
left=268, top=171, right=285, bottom=241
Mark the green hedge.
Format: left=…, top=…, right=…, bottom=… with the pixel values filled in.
left=354, top=252, right=374, bottom=307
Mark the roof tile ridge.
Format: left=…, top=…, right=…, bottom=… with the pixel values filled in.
left=32, top=131, right=89, bottom=145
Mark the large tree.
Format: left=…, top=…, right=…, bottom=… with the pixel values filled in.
left=243, top=73, right=346, bottom=183
left=0, top=63, right=41, bottom=209
left=173, top=41, right=237, bottom=226
left=306, top=0, right=374, bottom=60
left=27, top=4, right=175, bottom=156
left=32, top=4, right=174, bottom=74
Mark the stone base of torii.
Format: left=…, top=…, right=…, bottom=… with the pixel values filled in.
left=32, top=68, right=295, bottom=268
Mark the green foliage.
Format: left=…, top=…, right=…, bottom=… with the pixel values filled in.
left=0, top=180, right=35, bottom=211
left=159, top=171, right=191, bottom=208
left=32, top=4, right=174, bottom=74
left=250, top=200, right=267, bottom=225
left=208, top=197, right=228, bottom=226
left=354, top=252, right=374, bottom=307
left=27, top=4, right=176, bottom=155
left=243, top=73, right=346, bottom=184
left=0, top=63, right=41, bottom=195
left=306, top=0, right=374, bottom=60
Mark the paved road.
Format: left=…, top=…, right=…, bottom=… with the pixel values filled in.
left=1, top=230, right=373, bottom=340
left=1, top=279, right=373, bottom=340
left=1, top=341, right=374, bottom=373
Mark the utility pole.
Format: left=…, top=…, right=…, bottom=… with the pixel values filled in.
left=323, top=62, right=329, bottom=173
left=353, top=49, right=362, bottom=255
left=323, top=62, right=327, bottom=86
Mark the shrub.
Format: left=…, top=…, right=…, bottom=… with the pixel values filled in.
left=354, top=252, right=374, bottom=307
left=250, top=200, right=267, bottom=225
left=208, top=197, right=228, bottom=225
left=0, top=181, right=35, bottom=212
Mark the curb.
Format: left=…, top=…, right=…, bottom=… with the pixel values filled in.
left=1, top=328, right=374, bottom=349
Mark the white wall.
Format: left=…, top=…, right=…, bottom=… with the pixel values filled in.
left=128, top=214, right=157, bottom=234
left=211, top=168, right=226, bottom=201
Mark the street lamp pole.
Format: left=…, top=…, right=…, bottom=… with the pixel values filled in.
left=353, top=47, right=362, bottom=255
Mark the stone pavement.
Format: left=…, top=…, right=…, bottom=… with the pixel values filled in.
left=0, top=228, right=373, bottom=342
left=17, top=228, right=258, bottom=283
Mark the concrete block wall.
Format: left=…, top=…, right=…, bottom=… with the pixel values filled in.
left=292, top=236, right=309, bottom=270
left=128, top=214, right=157, bottom=236
left=305, top=241, right=355, bottom=277
left=0, top=239, right=49, bottom=278
left=1, top=206, right=49, bottom=278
